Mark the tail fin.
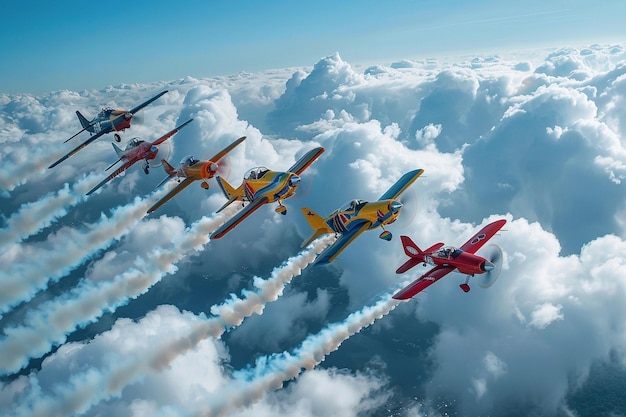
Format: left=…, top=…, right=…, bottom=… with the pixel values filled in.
left=112, top=142, right=124, bottom=157
left=396, top=238, right=445, bottom=274
left=215, top=176, right=243, bottom=213
left=300, top=207, right=332, bottom=248
left=162, top=159, right=176, bottom=176
left=76, top=111, right=91, bottom=129
left=153, top=160, right=178, bottom=190
left=400, top=235, right=423, bottom=258
left=104, top=143, right=125, bottom=171
left=396, top=235, right=424, bottom=274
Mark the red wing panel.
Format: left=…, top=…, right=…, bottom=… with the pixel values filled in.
left=152, top=119, right=193, bottom=146
left=392, top=265, right=455, bottom=300
left=459, top=219, right=506, bottom=254
left=86, top=158, right=135, bottom=196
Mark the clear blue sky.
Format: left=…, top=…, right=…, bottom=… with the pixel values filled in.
left=2, top=0, right=626, bottom=94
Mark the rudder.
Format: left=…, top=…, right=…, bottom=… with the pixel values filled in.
left=76, top=111, right=91, bottom=129
left=300, top=207, right=331, bottom=248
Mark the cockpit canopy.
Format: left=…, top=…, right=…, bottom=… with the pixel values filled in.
left=433, top=245, right=462, bottom=260
left=339, top=199, right=366, bottom=212
left=125, top=137, right=143, bottom=150
left=181, top=155, right=199, bottom=167
left=245, top=166, right=269, bottom=180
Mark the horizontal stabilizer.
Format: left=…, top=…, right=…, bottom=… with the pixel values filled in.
left=396, top=258, right=422, bottom=274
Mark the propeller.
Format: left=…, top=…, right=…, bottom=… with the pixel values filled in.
left=147, top=139, right=172, bottom=169
left=478, top=244, right=503, bottom=288
left=131, top=112, right=144, bottom=127
left=395, top=187, right=419, bottom=229
left=215, top=154, right=232, bottom=179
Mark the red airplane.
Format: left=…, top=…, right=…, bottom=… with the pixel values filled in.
left=393, top=219, right=506, bottom=300
left=86, top=119, right=193, bottom=195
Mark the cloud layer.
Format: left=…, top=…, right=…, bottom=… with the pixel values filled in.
left=2, top=43, right=626, bottom=416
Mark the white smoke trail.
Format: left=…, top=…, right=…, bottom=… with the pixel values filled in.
left=0, top=187, right=169, bottom=316
left=0, top=173, right=101, bottom=251
left=0, top=207, right=237, bottom=375
left=198, top=293, right=400, bottom=417
left=8, top=236, right=334, bottom=417
left=0, top=146, right=58, bottom=191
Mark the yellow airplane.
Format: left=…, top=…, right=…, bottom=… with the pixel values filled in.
left=300, top=169, right=424, bottom=265
left=210, top=146, right=325, bottom=239
left=146, top=135, right=247, bottom=214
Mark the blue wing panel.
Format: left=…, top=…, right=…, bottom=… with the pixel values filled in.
left=377, top=169, right=424, bottom=201
left=314, top=221, right=371, bottom=265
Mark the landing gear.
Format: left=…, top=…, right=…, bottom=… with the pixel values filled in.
left=379, top=226, right=392, bottom=241
left=114, top=133, right=121, bottom=142
left=275, top=202, right=287, bottom=215
left=459, top=276, right=471, bottom=293
left=201, top=181, right=209, bottom=190
left=142, top=162, right=149, bottom=175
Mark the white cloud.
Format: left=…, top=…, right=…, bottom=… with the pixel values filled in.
left=529, top=303, right=564, bottom=329
left=3, top=44, right=626, bottom=417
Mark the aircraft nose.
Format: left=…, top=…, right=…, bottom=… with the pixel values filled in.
left=483, top=261, right=495, bottom=271
left=289, top=175, right=301, bottom=187
left=390, top=200, right=403, bottom=213
left=150, top=145, right=158, bottom=153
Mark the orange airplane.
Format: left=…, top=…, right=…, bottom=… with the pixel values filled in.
left=146, top=135, right=247, bottom=214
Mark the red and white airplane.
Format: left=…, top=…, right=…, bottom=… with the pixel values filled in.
left=393, top=219, right=506, bottom=300
left=86, top=119, right=193, bottom=195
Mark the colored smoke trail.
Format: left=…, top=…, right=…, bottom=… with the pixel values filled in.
left=0, top=187, right=168, bottom=316
left=0, top=174, right=101, bottom=250
left=198, top=293, right=400, bottom=417
left=0, top=208, right=236, bottom=375
left=8, top=236, right=334, bottom=417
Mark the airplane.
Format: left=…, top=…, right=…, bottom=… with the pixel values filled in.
left=85, top=119, right=193, bottom=196
left=48, top=90, right=168, bottom=169
left=300, top=169, right=424, bottom=265
left=392, top=219, right=506, bottom=300
left=146, top=135, right=248, bottom=214
left=209, top=146, right=325, bottom=239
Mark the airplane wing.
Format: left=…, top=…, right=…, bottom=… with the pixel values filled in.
left=314, top=220, right=371, bottom=265
left=392, top=265, right=456, bottom=300
left=48, top=129, right=109, bottom=169
left=64, top=124, right=92, bottom=143
left=207, top=136, right=247, bottom=163
left=151, top=118, right=194, bottom=146
left=459, top=219, right=507, bottom=254
left=287, top=146, right=325, bottom=175
left=128, top=90, right=168, bottom=115
left=146, top=177, right=195, bottom=214
left=210, top=196, right=269, bottom=239
left=86, top=158, right=136, bottom=195
left=378, top=169, right=425, bottom=200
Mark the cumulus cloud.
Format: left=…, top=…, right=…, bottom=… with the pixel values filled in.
left=3, top=44, right=626, bottom=417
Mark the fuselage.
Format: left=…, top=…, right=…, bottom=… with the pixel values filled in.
left=243, top=170, right=301, bottom=203
left=89, top=108, right=132, bottom=134
left=172, top=158, right=219, bottom=181
left=424, top=247, right=490, bottom=275
left=123, top=140, right=158, bottom=162
left=326, top=199, right=402, bottom=233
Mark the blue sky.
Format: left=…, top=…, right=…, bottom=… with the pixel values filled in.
left=2, top=0, right=626, bottom=94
